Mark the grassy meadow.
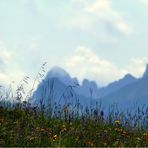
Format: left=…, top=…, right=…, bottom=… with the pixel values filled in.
left=0, top=65, right=147, bottom=147
left=0, top=100, right=147, bottom=147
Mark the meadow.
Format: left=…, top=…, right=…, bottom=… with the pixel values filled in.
left=0, top=65, right=147, bottom=147
left=0, top=99, right=147, bottom=147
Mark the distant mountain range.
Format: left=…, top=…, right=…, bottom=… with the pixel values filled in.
left=33, top=64, right=148, bottom=110
left=100, top=65, right=148, bottom=110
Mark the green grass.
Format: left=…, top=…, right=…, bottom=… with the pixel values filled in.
left=0, top=104, right=147, bottom=147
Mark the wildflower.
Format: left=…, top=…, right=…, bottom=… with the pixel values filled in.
left=61, top=127, right=66, bottom=132
left=136, top=137, right=141, bottom=141
left=115, top=120, right=120, bottom=125
left=120, top=143, right=124, bottom=148
left=61, top=125, right=67, bottom=132
left=61, top=127, right=66, bottom=133
left=36, top=127, right=40, bottom=132
left=115, top=128, right=118, bottom=132
left=75, top=136, right=79, bottom=142
left=30, top=137, right=34, bottom=141
left=104, top=143, right=107, bottom=146
left=40, top=128, right=45, bottom=132
left=85, top=140, right=94, bottom=147
left=51, top=134, right=57, bottom=141
left=113, top=140, right=119, bottom=146
left=143, top=133, right=148, bottom=141
left=122, top=131, right=129, bottom=137
left=115, top=128, right=121, bottom=132
left=29, top=136, right=37, bottom=141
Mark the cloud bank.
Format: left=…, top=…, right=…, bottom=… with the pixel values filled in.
left=62, top=0, right=132, bottom=36
left=64, top=46, right=148, bottom=86
left=0, top=44, right=148, bottom=87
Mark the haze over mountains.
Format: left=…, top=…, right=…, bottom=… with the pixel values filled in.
left=33, top=64, right=148, bottom=110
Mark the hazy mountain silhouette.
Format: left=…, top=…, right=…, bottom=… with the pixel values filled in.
left=33, top=66, right=93, bottom=108
left=98, top=74, right=137, bottom=98
left=100, top=65, right=148, bottom=110
left=75, top=79, right=99, bottom=99
left=33, top=65, right=148, bottom=110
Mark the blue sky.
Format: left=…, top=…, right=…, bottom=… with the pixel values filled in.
left=0, top=0, right=148, bottom=86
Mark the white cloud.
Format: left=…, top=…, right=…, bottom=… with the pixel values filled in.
left=0, top=43, right=25, bottom=86
left=64, top=46, right=125, bottom=85
left=141, top=0, right=148, bottom=4
left=64, top=46, right=148, bottom=86
left=125, top=58, right=148, bottom=77
left=62, top=0, right=132, bottom=36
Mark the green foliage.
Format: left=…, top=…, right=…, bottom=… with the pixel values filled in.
left=0, top=105, right=147, bottom=147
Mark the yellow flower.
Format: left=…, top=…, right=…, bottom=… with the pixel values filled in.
left=75, top=136, right=79, bottom=141
left=61, top=127, right=66, bottom=132
left=143, top=133, right=148, bottom=141
left=29, top=136, right=37, bottom=141
left=36, top=127, right=40, bottom=131
left=115, top=120, right=120, bottom=124
left=40, top=128, right=45, bottom=132
left=51, top=134, right=57, bottom=141
left=61, top=124, right=67, bottom=132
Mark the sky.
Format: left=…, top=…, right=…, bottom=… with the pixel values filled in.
left=0, top=0, right=148, bottom=87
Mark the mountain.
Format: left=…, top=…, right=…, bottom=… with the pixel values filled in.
left=45, top=66, right=75, bottom=85
left=33, top=67, right=95, bottom=108
left=98, top=74, right=137, bottom=98
left=75, top=79, right=99, bottom=99
left=143, top=64, right=148, bottom=78
left=33, top=77, right=78, bottom=107
left=100, top=67, right=148, bottom=110
left=33, top=65, right=148, bottom=112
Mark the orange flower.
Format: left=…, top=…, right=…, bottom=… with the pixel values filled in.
left=85, top=140, right=94, bottom=147
left=122, top=131, right=129, bottom=137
